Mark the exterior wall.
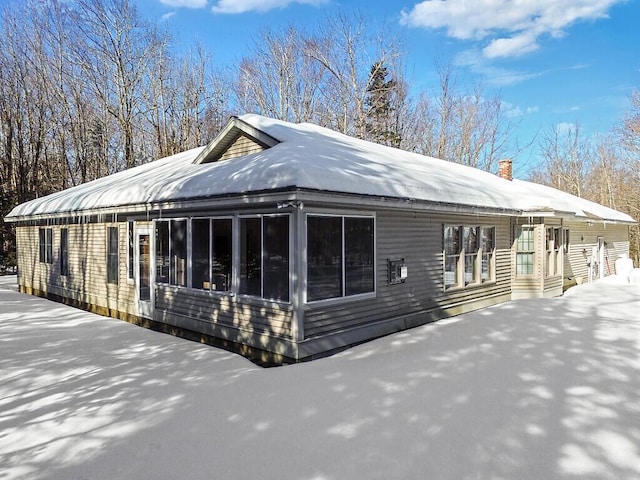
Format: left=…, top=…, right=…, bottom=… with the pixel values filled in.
left=154, top=286, right=295, bottom=357
left=16, top=222, right=137, bottom=318
left=564, top=221, right=630, bottom=285
left=299, top=210, right=513, bottom=358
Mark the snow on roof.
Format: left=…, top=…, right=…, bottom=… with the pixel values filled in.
left=512, top=179, right=635, bottom=224
left=5, top=114, right=636, bottom=224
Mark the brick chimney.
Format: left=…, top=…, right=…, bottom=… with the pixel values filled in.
left=498, top=159, right=513, bottom=181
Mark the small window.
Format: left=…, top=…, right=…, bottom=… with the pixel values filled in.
left=107, top=226, right=119, bottom=284
left=60, top=228, right=69, bottom=276
left=39, top=228, right=53, bottom=264
left=516, top=226, right=535, bottom=275
left=127, top=221, right=134, bottom=280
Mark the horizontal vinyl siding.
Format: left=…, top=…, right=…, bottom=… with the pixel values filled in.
left=154, top=286, right=294, bottom=339
left=303, top=211, right=512, bottom=339
left=16, top=223, right=136, bottom=316
left=218, top=134, right=265, bottom=161
left=565, top=221, right=630, bottom=281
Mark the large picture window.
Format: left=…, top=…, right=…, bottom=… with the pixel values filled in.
left=39, top=228, right=53, bottom=264
left=107, top=226, right=119, bottom=284
left=516, top=226, right=535, bottom=275
left=307, top=215, right=375, bottom=302
left=240, top=215, right=290, bottom=302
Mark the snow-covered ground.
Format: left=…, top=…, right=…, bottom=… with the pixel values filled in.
left=1, top=275, right=639, bottom=480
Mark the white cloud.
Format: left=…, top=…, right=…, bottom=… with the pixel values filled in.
left=211, top=0, right=328, bottom=14
left=400, top=0, right=623, bottom=59
left=161, top=11, right=177, bottom=20
left=160, top=0, right=207, bottom=7
left=454, top=48, right=544, bottom=87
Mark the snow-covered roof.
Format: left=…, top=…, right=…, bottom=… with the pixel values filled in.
left=5, top=114, right=636, bottom=224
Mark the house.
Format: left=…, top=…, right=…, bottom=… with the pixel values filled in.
left=5, top=114, right=635, bottom=364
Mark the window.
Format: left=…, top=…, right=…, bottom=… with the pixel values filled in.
left=127, top=221, right=134, bottom=280
left=240, top=217, right=262, bottom=297
left=156, top=221, right=170, bottom=284
left=516, top=226, right=535, bottom=275
left=192, top=219, right=211, bottom=290
left=480, top=226, right=495, bottom=282
left=107, top=226, right=119, bottom=284
left=60, top=228, right=69, bottom=276
left=444, top=226, right=460, bottom=288
left=545, top=227, right=562, bottom=277
left=307, top=215, right=375, bottom=302
left=170, top=220, right=187, bottom=287
left=445, top=224, right=495, bottom=288
left=463, top=226, right=479, bottom=285
left=191, top=218, right=233, bottom=292
left=39, top=228, right=53, bottom=264
left=307, top=216, right=342, bottom=301
left=240, top=215, right=290, bottom=302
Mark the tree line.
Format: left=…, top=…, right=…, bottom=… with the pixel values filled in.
left=1, top=0, right=639, bottom=268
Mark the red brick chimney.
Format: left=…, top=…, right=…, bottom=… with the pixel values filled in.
left=498, top=159, right=513, bottom=181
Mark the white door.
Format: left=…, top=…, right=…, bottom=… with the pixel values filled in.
left=136, top=227, right=154, bottom=318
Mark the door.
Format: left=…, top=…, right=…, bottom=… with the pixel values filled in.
left=136, top=227, right=153, bottom=318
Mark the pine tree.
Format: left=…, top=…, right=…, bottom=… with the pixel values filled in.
left=364, top=61, right=401, bottom=147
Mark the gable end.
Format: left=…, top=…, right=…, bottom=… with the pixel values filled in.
left=194, top=116, right=280, bottom=164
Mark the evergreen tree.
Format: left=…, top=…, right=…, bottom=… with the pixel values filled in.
left=364, top=61, right=401, bottom=147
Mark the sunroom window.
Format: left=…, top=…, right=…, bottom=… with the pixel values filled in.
left=480, top=226, right=495, bottom=282
left=307, top=215, right=375, bottom=302
left=39, top=228, right=53, bottom=264
left=192, top=218, right=233, bottom=292
left=239, top=215, right=290, bottom=302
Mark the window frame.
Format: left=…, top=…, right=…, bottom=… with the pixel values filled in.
left=305, top=213, right=376, bottom=304
left=106, top=225, right=119, bottom=285
left=60, top=227, right=69, bottom=277
left=190, top=216, right=234, bottom=294
left=238, top=213, right=291, bottom=303
left=127, top=221, right=135, bottom=282
left=480, top=226, right=496, bottom=283
left=39, top=227, right=53, bottom=264
left=516, top=225, right=536, bottom=276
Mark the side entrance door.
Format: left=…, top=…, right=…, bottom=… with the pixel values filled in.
left=136, top=227, right=154, bottom=318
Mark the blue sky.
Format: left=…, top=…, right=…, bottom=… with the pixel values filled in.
left=134, top=0, right=639, bottom=172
